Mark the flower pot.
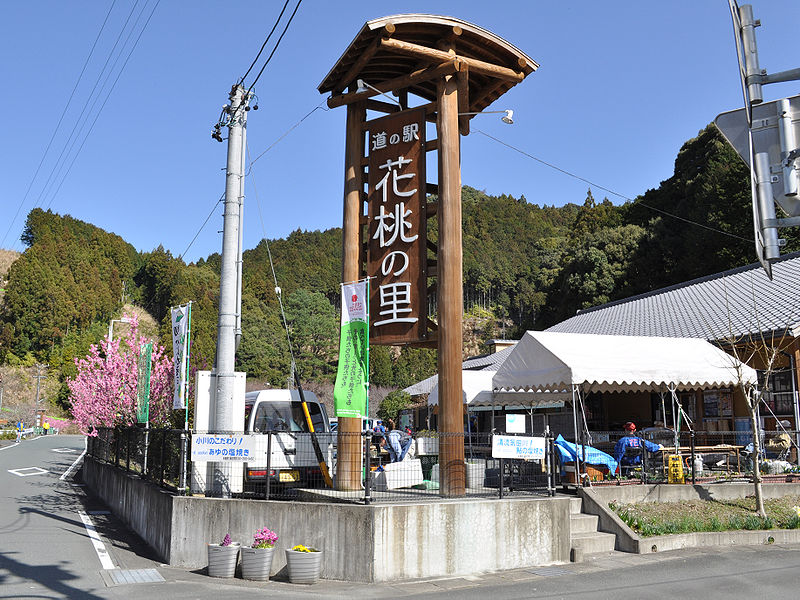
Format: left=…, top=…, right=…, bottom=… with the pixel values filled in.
left=241, top=546, right=275, bottom=581
left=207, top=542, right=240, bottom=578
left=285, top=548, right=323, bottom=584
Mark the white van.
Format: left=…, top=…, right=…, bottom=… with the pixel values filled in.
left=243, top=389, right=335, bottom=488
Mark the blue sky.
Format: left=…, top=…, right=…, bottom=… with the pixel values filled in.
left=1, top=1, right=799, bottom=263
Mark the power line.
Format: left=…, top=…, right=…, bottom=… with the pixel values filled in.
left=246, top=0, right=303, bottom=92
left=238, top=0, right=292, bottom=86
left=30, top=0, right=145, bottom=219
left=473, top=128, right=752, bottom=244
left=246, top=99, right=328, bottom=173
left=0, top=0, right=118, bottom=249
left=41, top=0, right=161, bottom=215
left=178, top=194, right=225, bottom=261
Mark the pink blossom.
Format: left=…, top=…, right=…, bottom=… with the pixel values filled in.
left=68, top=312, right=173, bottom=435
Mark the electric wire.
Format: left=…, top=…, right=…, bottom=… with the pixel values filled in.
left=178, top=193, right=225, bottom=261
left=246, top=0, right=303, bottom=92
left=30, top=0, right=145, bottom=218
left=473, top=128, right=753, bottom=244
left=238, top=0, right=292, bottom=86
left=246, top=99, right=328, bottom=174
left=41, top=0, right=161, bottom=214
left=0, top=0, right=118, bottom=249
left=246, top=141, right=298, bottom=381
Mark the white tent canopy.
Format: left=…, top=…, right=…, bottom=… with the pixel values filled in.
left=427, top=370, right=569, bottom=409
left=492, top=331, right=758, bottom=393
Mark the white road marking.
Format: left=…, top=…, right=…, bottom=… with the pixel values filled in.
left=60, top=449, right=86, bottom=481
left=8, top=467, right=49, bottom=477
left=78, top=510, right=116, bottom=570
left=0, top=442, right=20, bottom=451
left=53, top=448, right=77, bottom=453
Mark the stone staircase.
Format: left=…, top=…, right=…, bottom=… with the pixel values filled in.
left=569, top=496, right=616, bottom=561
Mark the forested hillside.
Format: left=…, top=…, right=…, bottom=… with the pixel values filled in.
left=2, top=123, right=794, bottom=419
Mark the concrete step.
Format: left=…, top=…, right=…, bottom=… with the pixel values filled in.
left=570, top=513, right=599, bottom=535
left=570, top=531, right=616, bottom=556
left=568, top=497, right=583, bottom=514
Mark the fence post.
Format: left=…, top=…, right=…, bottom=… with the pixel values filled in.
left=364, top=432, right=372, bottom=505
left=114, top=429, right=120, bottom=467
left=546, top=434, right=555, bottom=496
left=179, top=430, right=188, bottom=495
left=690, top=430, right=696, bottom=485
left=159, top=431, right=166, bottom=485
left=125, top=429, right=131, bottom=472
left=499, top=457, right=505, bottom=499
left=265, top=432, right=272, bottom=500
left=641, top=435, right=647, bottom=484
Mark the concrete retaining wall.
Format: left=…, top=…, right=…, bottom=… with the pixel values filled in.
left=84, top=458, right=571, bottom=582
left=589, top=482, right=800, bottom=505
left=579, top=483, right=800, bottom=555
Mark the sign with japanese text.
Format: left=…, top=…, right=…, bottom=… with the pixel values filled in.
left=136, top=342, right=152, bottom=424
left=367, top=108, right=427, bottom=345
left=171, top=303, right=191, bottom=409
left=333, top=279, right=369, bottom=418
left=492, top=435, right=546, bottom=460
left=191, top=434, right=260, bottom=462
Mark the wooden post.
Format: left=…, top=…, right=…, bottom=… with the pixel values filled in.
left=338, top=100, right=366, bottom=491
left=437, top=70, right=465, bottom=496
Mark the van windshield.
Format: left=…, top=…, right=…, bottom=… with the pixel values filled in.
left=251, top=401, right=326, bottom=433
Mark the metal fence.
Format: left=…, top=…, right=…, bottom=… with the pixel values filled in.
left=87, top=428, right=558, bottom=502
left=575, top=429, right=799, bottom=485
left=87, top=427, right=188, bottom=492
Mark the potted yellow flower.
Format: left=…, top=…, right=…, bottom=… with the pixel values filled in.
left=285, top=544, right=323, bottom=583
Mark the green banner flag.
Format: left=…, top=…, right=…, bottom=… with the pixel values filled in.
left=136, top=342, right=152, bottom=424
left=334, top=280, right=369, bottom=418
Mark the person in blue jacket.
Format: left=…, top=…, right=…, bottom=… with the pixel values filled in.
left=614, top=422, right=662, bottom=473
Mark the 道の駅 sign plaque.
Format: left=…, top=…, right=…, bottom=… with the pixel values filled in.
left=367, top=108, right=427, bottom=345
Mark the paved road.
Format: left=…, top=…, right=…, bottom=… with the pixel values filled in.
left=1, top=434, right=799, bottom=598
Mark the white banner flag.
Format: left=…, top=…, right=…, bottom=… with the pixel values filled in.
left=171, top=304, right=191, bottom=409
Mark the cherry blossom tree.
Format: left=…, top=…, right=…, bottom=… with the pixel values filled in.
left=68, top=313, right=172, bottom=435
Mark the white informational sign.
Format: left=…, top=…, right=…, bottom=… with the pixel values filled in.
left=492, top=435, right=546, bottom=460
left=505, top=414, right=525, bottom=434
left=191, top=434, right=260, bottom=462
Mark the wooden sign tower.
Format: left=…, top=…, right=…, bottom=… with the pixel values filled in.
left=319, top=15, right=536, bottom=495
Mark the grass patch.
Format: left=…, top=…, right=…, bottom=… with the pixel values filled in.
left=609, top=496, right=800, bottom=536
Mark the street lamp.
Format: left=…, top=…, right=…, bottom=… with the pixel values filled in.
left=355, top=79, right=404, bottom=109
left=458, top=109, right=514, bottom=124
left=108, top=318, right=132, bottom=342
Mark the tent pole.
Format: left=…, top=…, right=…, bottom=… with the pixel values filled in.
left=571, top=385, right=582, bottom=484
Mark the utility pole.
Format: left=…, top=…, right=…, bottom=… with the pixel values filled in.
left=33, top=363, right=48, bottom=405
left=214, top=84, right=249, bottom=440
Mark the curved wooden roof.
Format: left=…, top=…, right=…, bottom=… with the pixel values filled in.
left=318, top=14, right=537, bottom=113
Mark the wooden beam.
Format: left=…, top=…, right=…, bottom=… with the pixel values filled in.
left=436, top=66, right=466, bottom=497
left=364, top=99, right=401, bottom=114
left=327, top=60, right=460, bottom=109
left=456, top=65, right=470, bottom=136
left=333, top=25, right=395, bottom=94
left=380, top=37, right=524, bottom=83
left=338, top=101, right=366, bottom=492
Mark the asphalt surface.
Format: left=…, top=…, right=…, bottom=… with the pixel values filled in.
left=1, top=434, right=799, bottom=599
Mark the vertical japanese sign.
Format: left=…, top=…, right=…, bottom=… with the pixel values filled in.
left=171, top=303, right=191, bottom=410
left=333, top=279, right=369, bottom=418
left=136, top=342, right=152, bottom=424
left=367, top=108, right=427, bottom=345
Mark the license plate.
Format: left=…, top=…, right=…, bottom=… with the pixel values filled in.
left=279, top=470, right=299, bottom=483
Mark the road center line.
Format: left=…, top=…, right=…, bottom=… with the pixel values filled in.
left=78, top=510, right=116, bottom=570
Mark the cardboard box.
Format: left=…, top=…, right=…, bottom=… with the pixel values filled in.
left=373, top=458, right=424, bottom=490
left=563, top=462, right=607, bottom=483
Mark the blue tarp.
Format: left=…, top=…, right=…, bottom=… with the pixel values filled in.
left=554, top=434, right=618, bottom=474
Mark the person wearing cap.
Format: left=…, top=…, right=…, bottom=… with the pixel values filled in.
left=613, top=422, right=663, bottom=474
left=765, top=420, right=792, bottom=457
